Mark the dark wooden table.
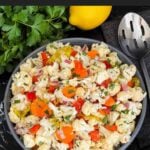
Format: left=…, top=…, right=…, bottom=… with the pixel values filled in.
left=0, top=6, right=150, bottom=150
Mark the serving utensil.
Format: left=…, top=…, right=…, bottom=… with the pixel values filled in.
left=118, top=12, right=150, bottom=99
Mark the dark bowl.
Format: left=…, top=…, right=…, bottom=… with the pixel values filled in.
left=4, top=38, right=147, bottom=150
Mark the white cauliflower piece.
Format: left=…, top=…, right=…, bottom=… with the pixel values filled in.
left=92, top=42, right=110, bottom=58
left=59, top=68, right=71, bottom=80
left=24, top=115, right=39, bottom=128
left=116, top=103, right=126, bottom=112
left=35, top=135, right=51, bottom=146
left=76, top=87, right=85, bottom=98
left=8, top=108, right=20, bottom=124
left=20, top=59, right=33, bottom=73
left=121, top=64, right=136, bottom=81
left=47, top=62, right=59, bottom=76
left=108, top=82, right=121, bottom=96
left=117, top=90, right=133, bottom=102
left=11, top=94, right=29, bottom=111
left=23, top=134, right=35, bottom=148
left=73, top=119, right=94, bottom=132
left=69, top=78, right=79, bottom=87
left=108, top=52, right=121, bottom=66
left=74, top=140, right=91, bottom=150
left=131, top=87, right=146, bottom=102
left=120, top=134, right=131, bottom=144
left=82, top=101, right=99, bottom=116
left=12, top=71, right=32, bottom=91
left=36, top=75, right=49, bottom=88
left=107, top=67, right=120, bottom=81
left=128, top=102, right=142, bottom=116
left=108, top=111, right=120, bottom=125
left=96, top=70, right=109, bottom=85
left=38, top=144, right=50, bottom=150
left=115, top=119, right=135, bottom=134
left=80, top=55, right=90, bottom=67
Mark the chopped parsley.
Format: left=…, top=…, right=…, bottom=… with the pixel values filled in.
left=131, top=111, right=135, bottom=115
left=102, top=116, right=109, bottom=125
left=82, top=51, right=87, bottom=56
left=68, top=89, right=75, bottom=94
left=14, top=100, right=20, bottom=104
left=109, top=83, right=115, bottom=90
left=121, top=109, right=129, bottom=114
left=111, top=104, right=117, bottom=111
left=64, top=115, right=71, bottom=122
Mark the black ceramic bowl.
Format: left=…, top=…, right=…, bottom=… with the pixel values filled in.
left=4, top=38, right=147, bottom=150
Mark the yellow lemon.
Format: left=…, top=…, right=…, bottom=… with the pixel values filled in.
left=69, top=6, right=112, bottom=30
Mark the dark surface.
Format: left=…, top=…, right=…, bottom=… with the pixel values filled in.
left=0, top=6, right=150, bottom=150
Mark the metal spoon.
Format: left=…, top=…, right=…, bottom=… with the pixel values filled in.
left=118, top=12, right=150, bottom=98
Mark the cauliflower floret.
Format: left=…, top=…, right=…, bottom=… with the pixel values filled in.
left=108, top=82, right=121, bottom=96
left=80, top=55, right=90, bottom=67
left=76, top=131, right=91, bottom=140
left=82, top=101, right=99, bottom=116
left=120, top=64, right=136, bottom=81
left=115, top=119, right=135, bottom=134
left=108, top=111, right=120, bottom=125
left=39, top=118, right=56, bottom=136
left=74, top=140, right=91, bottom=150
left=73, top=119, right=94, bottom=132
left=24, top=115, right=39, bottom=128
left=108, top=52, right=121, bottom=66
left=96, top=70, right=109, bottom=85
left=116, top=103, right=126, bottom=112
left=59, top=68, right=71, bottom=80
left=120, top=134, right=131, bottom=144
left=60, top=56, right=74, bottom=69
left=76, top=87, right=85, bottom=98
left=38, top=144, right=50, bottom=150
left=23, top=134, right=35, bottom=148
left=11, top=93, right=29, bottom=111
left=20, top=59, right=33, bottom=73
left=36, top=75, right=49, bottom=88
left=92, top=42, right=110, bottom=58
left=128, top=102, right=142, bottom=115
left=117, top=90, right=133, bottom=102
left=107, top=67, right=120, bottom=81
left=131, top=87, right=146, bottom=102
left=69, top=78, right=79, bottom=87
left=47, top=62, right=59, bottom=76
left=35, top=135, right=51, bottom=146
left=8, top=107, right=20, bottom=124
left=12, top=71, right=32, bottom=91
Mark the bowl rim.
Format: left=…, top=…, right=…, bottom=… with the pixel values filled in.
left=4, top=37, right=147, bottom=150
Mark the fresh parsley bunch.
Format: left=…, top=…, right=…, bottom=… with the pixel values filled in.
left=0, top=6, right=73, bottom=74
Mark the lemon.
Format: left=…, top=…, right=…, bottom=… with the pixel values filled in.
left=69, top=6, right=112, bottom=30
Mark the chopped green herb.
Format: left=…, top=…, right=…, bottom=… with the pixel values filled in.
left=122, top=109, right=129, bottom=114
left=109, top=83, right=115, bottom=90
left=82, top=51, right=87, bottom=56
left=111, top=104, right=117, bottom=111
left=102, top=116, right=108, bottom=125
left=14, top=99, right=20, bottom=104
left=104, top=91, right=108, bottom=96
left=131, top=111, right=135, bottom=115
left=64, top=115, right=71, bottom=122
left=68, top=89, right=75, bottom=94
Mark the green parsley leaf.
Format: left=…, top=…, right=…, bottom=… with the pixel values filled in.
left=102, top=116, right=109, bottom=125
left=27, top=28, right=41, bottom=46
left=122, top=109, right=129, bottom=114
left=0, top=13, right=5, bottom=27
left=14, top=99, right=20, bottom=104
left=111, top=104, right=117, bottom=111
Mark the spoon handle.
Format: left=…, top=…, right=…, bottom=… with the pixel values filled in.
left=140, top=58, right=150, bottom=101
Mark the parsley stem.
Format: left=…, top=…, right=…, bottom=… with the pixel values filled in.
left=16, top=20, right=32, bottom=28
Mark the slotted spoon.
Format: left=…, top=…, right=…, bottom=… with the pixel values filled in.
left=118, top=12, right=150, bottom=99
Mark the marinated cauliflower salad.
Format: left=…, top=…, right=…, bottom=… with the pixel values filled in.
left=9, top=42, right=146, bottom=150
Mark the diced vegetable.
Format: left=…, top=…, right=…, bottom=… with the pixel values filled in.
left=32, top=75, right=39, bottom=83
left=26, top=91, right=37, bottom=102
left=48, top=85, right=57, bottom=93
left=72, top=98, right=85, bottom=112
left=30, top=99, right=52, bottom=117
left=127, top=80, right=134, bottom=87
left=89, top=130, right=101, bottom=142
left=62, top=86, right=76, bottom=98
left=73, top=60, right=88, bottom=78
left=104, top=97, right=115, bottom=107
left=103, top=60, right=112, bottom=69
left=41, top=51, right=48, bottom=66
left=71, top=50, right=77, bottom=57
left=100, top=78, right=111, bottom=88
left=99, top=107, right=110, bottom=115
left=87, top=50, right=98, bottom=59
left=29, top=124, right=41, bottom=134
left=55, top=125, right=74, bottom=144
left=105, top=124, right=117, bottom=131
